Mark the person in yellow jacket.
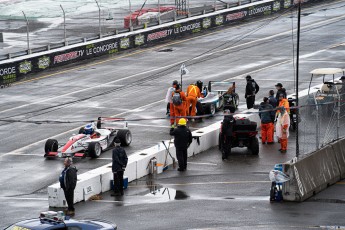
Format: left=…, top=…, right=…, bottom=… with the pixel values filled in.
left=186, top=82, right=202, bottom=117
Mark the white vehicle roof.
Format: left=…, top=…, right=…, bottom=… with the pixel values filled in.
left=310, top=68, right=344, bottom=75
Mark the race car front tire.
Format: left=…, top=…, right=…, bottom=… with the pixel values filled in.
left=117, top=129, right=132, bottom=146
left=88, top=142, right=102, bottom=158
left=205, top=103, right=216, bottom=115
left=44, top=139, right=58, bottom=156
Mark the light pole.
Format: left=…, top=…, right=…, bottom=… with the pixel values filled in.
left=22, top=11, right=30, bottom=54
left=295, top=0, right=301, bottom=158
left=214, top=0, right=217, bottom=11
left=95, top=0, right=102, bottom=38
left=60, top=5, right=67, bottom=45
left=158, top=0, right=161, bottom=23
left=129, top=0, right=132, bottom=29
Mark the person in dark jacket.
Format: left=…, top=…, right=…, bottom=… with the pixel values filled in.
left=170, top=118, right=193, bottom=171
left=221, top=110, right=236, bottom=160
left=59, top=157, right=77, bottom=215
left=268, top=90, right=277, bottom=108
left=245, top=75, right=260, bottom=109
left=275, top=83, right=287, bottom=102
left=112, top=138, right=128, bottom=196
left=259, top=97, right=275, bottom=144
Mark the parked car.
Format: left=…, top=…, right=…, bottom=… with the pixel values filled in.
left=4, top=211, right=117, bottom=229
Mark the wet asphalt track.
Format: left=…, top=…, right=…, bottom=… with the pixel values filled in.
left=1, top=0, right=345, bottom=228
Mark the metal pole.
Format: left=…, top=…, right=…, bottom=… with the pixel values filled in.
left=60, top=5, right=67, bottom=46
left=158, top=0, right=161, bottom=23
left=295, top=1, right=301, bottom=157
left=129, top=0, right=132, bottom=28
left=95, top=0, right=101, bottom=38
left=214, top=0, right=217, bottom=11
left=22, top=11, right=30, bottom=54
left=187, top=0, right=190, bottom=16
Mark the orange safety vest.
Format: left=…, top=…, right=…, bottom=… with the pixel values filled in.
left=187, top=84, right=201, bottom=98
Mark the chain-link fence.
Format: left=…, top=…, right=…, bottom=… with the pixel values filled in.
left=0, top=0, right=255, bottom=59
left=298, top=81, right=345, bottom=155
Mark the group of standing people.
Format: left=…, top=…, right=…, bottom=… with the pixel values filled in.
left=165, top=80, right=204, bottom=128
left=259, top=82, right=290, bottom=153
left=59, top=138, right=128, bottom=215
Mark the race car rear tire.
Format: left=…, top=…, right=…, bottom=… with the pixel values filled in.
left=44, top=139, right=58, bottom=156
left=117, top=129, right=132, bottom=146
left=205, top=103, right=216, bottom=116
left=249, top=137, right=259, bottom=155
left=88, top=142, right=102, bottom=158
left=234, top=93, right=239, bottom=109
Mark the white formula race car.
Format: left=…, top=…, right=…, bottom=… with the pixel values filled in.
left=44, top=118, right=132, bottom=158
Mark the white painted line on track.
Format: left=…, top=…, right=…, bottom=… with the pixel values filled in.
left=187, top=162, right=218, bottom=166
left=0, top=197, right=48, bottom=201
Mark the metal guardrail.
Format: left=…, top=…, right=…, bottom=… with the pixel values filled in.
left=0, top=0, right=257, bottom=61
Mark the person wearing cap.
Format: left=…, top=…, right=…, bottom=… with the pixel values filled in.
left=165, top=80, right=178, bottom=124
left=275, top=83, right=287, bottom=102
left=220, top=110, right=236, bottom=160
left=245, top=75, right=260, bottom=109
left=112, top=138, right=128, bottom=196
left=59, top=157, right=77, bottom=215
left=259, top=97, right=275, bottom=144
left=170, top=118, right=193, bottom=171
left=275, top=106, right=290, bottom=153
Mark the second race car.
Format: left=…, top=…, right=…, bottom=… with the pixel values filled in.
left=198, top=81, right=239, bottom=115
left=44, top=117, right=132, bottom=159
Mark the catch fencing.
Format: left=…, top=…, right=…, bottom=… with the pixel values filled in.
left=298, top=82, right=345, bottom=156
left=0, top=0, right=254, bottom=59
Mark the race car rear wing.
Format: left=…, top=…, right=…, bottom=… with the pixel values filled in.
left=97, top=117, right=128, bottom=129
left=208, top=81, right=236, bottom=93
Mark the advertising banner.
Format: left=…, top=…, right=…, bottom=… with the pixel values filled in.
left=0, top=0, right=302, bottom=87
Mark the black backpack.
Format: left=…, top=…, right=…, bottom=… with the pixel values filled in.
left=172, top=92, right=182, bottom=106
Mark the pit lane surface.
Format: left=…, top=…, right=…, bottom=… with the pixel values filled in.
left=1, top=0, right=345, bottom=228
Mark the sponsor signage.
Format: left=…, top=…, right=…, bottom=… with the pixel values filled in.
left=135, top=34, right=145, bottom=46
left=0, top=0, right=316, bottom=86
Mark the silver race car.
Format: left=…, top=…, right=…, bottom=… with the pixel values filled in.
left=198, top=81, right=239, bottom=115
left=44, top=118, right=132, bottom=158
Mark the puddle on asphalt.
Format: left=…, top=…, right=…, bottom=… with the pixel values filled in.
left=144, top=186, right=189, bottom=201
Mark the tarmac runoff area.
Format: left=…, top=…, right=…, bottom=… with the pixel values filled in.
left=1, top=0, right=345, bottom=228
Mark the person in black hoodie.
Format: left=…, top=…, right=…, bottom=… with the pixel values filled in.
left=275, top=83, right=287, bottom=102
left=170, top=118, right=193, bottom=171
left=221, top=110, right=236, bottom=160
left=59, top=157, right=77, bottom=215
left=112, top=138, right=128, bottom=196
left=245, top=75, right=260, bottom=109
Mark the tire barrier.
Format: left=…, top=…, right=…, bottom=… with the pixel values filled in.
left=282, top=143, right=343, bottom=202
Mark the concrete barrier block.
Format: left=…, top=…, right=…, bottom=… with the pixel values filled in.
left=124, top=160, right=137, bottom=182
left=330, top=138, right=345, bottom=179
left=48, top=183, right=66, bottom=208
left=283, top=145, right=340, bottom=201
left=76, top=173, right=102, bottom=201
